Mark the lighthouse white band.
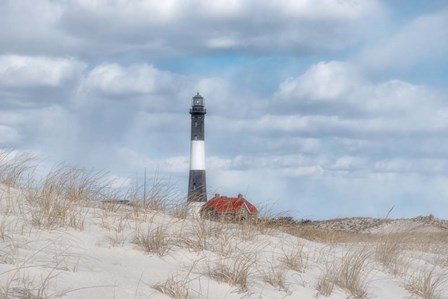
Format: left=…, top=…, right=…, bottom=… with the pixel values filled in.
left=190, top=140, right=205, bottom=170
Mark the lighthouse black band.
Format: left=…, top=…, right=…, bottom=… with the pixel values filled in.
left=190, top=114, right=205, bottom=141
left=188, top=170, right=207, bottom=202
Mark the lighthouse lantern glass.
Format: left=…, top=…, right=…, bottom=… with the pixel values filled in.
left=193, top=94, right=204, bottom=106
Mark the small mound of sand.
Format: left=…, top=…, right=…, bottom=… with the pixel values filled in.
left=368, top=215, right=448, bottom=234
left=305, top=215, right=448, bottom=234
left=305, top=217, right=389, bottom=233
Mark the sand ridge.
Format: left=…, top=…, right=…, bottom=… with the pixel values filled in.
left=301, top=215, right=448, bottom=234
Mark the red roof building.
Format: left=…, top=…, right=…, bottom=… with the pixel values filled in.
left=201, top=193, right=258, bottom=220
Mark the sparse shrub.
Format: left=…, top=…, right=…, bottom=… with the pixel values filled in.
left=262, top=264, right=288, bottom=291
left=133, top=225, right=171, bottom=256
left=375, top=234, right=402, bottom=267
left=152, top=276, right=190, bottom=299
left=208, top=231, right=238, bottom=258
left=1, top=195, right=25, bottom=217
left=0, top=243, right=16, bottom=264
left=0, top=216, right=8, bottom=241
left=141, top=174, right=181, bottom=214
left=182, top=218, right=225, bottom=251
left=171, top=202, right=189, bottom=219
left=106, top=216, right=130, bottom=247
left=25, top=188, right=87, bottom=230
left=375, top=233, right=414, bottom=276
left=100, top=200, right=126, bottom=214
left=0, top=266, right=59, bottom=299
left=34, top=165, right=110, bottom=202
left=0, top=151, right=36, bottom=188
left=208, top=253, right=256, bottom=292
left=280, top=242, right=306, bottom=272
left=316, top=264, right=335, bottom=297
left=24, top=166, right=109, bottom=230
left=406, top=268, right=448, bottom=299
left=129, top=200, right=162, bottom=223
left=336, top=250, right=371, bottom=298
left=26, top=190, right=72, bottom=229
left=317, top=250, right=371, bottom=298
left=237, top=221, right=261, bottom=241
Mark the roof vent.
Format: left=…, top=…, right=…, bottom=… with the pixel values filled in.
left=237, top=193, right=243, bottom=198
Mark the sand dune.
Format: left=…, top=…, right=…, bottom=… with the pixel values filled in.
left=0, top=181, right=447, bottom=298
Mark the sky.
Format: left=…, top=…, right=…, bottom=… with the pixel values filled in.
left=1, top=0, right=448, bottom=219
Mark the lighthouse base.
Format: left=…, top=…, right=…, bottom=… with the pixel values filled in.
left=187, top=170, right=207, bottom=202
left=187, top=202, right=205, bottom=218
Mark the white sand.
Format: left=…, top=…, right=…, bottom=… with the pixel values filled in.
left=1, top=185, right=447, bottom=298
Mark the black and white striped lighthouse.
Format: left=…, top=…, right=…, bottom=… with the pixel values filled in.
left=187, top=92, right=207, bottom=203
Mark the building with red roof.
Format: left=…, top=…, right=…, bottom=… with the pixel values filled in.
left=201, top=193, right=258, bottom=220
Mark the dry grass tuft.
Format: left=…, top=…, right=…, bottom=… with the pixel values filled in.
left=317, top=249, right=371, bottom=298
left=262, top=264, right=288, bottom=291
left=152, top=276, right=190, bottom=299
left=406, top=268, right=448, bottom=299
left=0, top=238, right=19, bottom=265
left=208, top=232, right=238, bottom=258
left=0, top=216, right=9, bottom=241
left=105, top=215, right=131, bottom=247
left=25, top=190, right=87, bottom=230
left=171, top=202, right=189, bottom=219
left=208, top=253, right=256, bottom=292
left=24, top=166, right=111, bottom=230
left=141, top=174, right=181, bottom=214
left=336, top=250, right=371, bottom=298
left=1, top=194, right=26, bottom=217
left=236, top=221, right=264, bottom=241
left=280, top=242, right=306, bottom=272
left=181, top=218, right=225, bottom=252
left=316, top=263, right=336, bottom=297
left=133, top=225, right=172, bottom=256
left=375, top=235, right=401, bottom=265
left=374, top=233, right=410, bottom=276
left=0, top=152, right=36, bottom=189
left=0, top=266, right=60, bottom=299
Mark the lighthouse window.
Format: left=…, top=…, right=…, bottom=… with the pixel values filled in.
left=193, top=183, right=196, bottom=190
left=195, top=121, right=197, bottom=128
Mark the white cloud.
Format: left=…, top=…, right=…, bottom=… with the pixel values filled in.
left=116, top=148, right=189, bottom=174
left=358, top=9, right=448, bottom=71
left=275, top=61, right=365, bottom=102
left=0, top=1, right=75, bottom=56
left=0, top=55, right=85, bottom=88
left=207, top=37, right=239, bottom=49
left=275, top=0, right=377, bottom=20
left=198, top=61, right=448, bottom=187
left=0, top=125, right=21, bottom=145
left=204, top=153, right=448, bottom=218
left=0, top=0, right=382, bottom=57
left=83, top=64, right=180, bottom=98
left=274, top=61, right=444, bottom=122
left=0, top=111, right=28, bottom=126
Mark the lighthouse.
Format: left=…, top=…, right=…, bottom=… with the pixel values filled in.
left=188, top=92, right=207, bottom=205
